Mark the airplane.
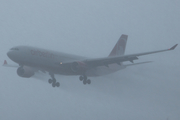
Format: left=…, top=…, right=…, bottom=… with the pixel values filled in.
left=3, top=34, right=178, bottom=87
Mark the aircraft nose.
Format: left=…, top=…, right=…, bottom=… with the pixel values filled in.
left=7, top=49, right=20, bottom=62
left=7, top=51, right=13, bottom=59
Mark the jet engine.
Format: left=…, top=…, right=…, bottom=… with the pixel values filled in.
left=17, top=66, right=35, bottom=78
left=71, top=61, right=88, bottom=73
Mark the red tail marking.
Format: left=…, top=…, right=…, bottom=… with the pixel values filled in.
left=109, top=34, right=128, bottom=56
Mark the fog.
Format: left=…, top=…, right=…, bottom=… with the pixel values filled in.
left=0, top=0, right=180, bottom=120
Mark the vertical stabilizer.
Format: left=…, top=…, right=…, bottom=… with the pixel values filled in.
left=109, top=34, right=128, bottom=56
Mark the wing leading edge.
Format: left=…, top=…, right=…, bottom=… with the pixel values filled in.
left=83, top=44, right=178, bottom=67
left=2, top=60, right=18, bottom=67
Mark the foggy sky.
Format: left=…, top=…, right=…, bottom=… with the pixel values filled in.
left=0, top=0, right=180, bottom=120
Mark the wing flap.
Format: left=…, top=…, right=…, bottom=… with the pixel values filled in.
left=84, top=56, right=138, bottom=67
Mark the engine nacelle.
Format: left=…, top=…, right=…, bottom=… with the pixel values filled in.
left=71, top=61, right=88, bottom=73
left=17, top=66, right=35, bottom=78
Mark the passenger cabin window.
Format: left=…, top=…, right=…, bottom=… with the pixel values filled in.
left=10, top=48, right=19, bottom=50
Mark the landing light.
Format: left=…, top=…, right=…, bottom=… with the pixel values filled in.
left=60, top=62, right=63, bottom=64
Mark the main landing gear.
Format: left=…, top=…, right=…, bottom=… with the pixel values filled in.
left=47, top=73, right=90, bottom=87
left=79, top=75, right=91, bottom=85
left=48, top=73, right=60, bottom=87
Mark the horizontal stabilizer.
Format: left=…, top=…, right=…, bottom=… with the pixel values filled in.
left=124, top=61, right=153, bottom=67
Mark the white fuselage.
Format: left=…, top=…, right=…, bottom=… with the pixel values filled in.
left=7, top=46, right=125, bottom=77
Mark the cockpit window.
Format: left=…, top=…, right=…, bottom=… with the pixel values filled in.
left=10, top=48, right=19, bottom=50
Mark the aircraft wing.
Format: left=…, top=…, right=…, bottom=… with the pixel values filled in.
left=83, top=44, right=178, bottom=67
left=2, top=60, right=47, bottom=75
left=2, top=60, right=19, bottom=67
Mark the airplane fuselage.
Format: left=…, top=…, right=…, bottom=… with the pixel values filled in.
left=7, top=46, right=125, bottom=77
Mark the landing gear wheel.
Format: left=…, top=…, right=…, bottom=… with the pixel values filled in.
left=48, top=79, right=53, bottom=84
left=83, top=80, right=87, bottom=85
left=56, top=82, right=60, bottom=87
left=52, top=82, right=56, bottom=87
left=87, top=79, right=91, bottom=84
left=53, top=79, right=56, bottom=83
left=84, top=76, right=87, bottom=80
left=79, top=76, right=83, bottom=81
left=79, top=75, right=91, bottom=85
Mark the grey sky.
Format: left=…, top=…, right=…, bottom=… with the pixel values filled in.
left=0, top=0, right=180, bottom=120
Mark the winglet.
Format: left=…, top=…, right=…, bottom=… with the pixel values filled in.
left=3, top=60, right=7, bottom=66
left=169, top=44, right=178, bottom=50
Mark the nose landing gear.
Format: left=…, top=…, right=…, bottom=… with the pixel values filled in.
left=79, top=75, right=91, bottom=85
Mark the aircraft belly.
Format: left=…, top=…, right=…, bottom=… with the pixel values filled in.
left=86, top=64, right=126, bottom=77
left=24, top=55, right=78, bottom=75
